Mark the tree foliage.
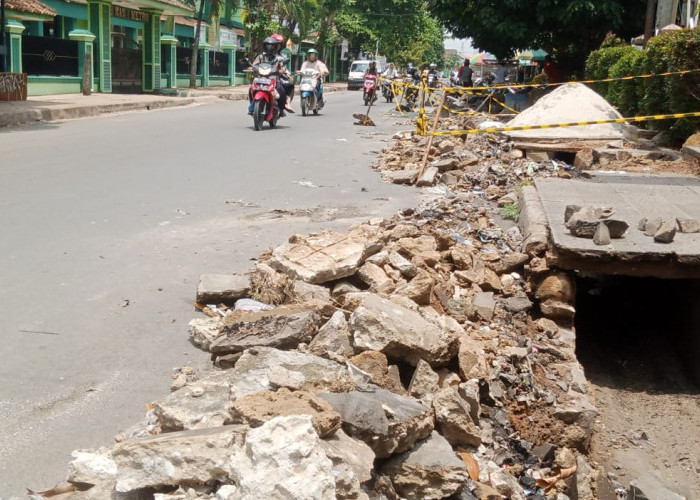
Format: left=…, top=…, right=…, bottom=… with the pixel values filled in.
left=334, top=0, right=443, bottom=67
left=234, top=0, right=444, bottom=68
left=428, top=0, right=647, bottom=73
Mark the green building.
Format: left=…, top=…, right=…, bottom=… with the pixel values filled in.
left=3, top=0, right=245, bottom=95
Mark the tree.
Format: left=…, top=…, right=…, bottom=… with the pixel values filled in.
left=428, top=0, right=647, bottom=73
left=334, top=0, right=444, bottom=67
left=445, top=51, right=462, bottom=70
left=189, top=0, right=238, bottom=88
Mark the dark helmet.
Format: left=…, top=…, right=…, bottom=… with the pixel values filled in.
left=262, top=37, right=277, bottom=56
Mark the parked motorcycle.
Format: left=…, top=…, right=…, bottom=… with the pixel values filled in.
left=363, top=73, right=378, bottom=106
left=298, top=68, right=324, bottom=116
left=248, top=60, right=282, bottom=131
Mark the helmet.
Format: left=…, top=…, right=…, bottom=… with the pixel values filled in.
left=270, top=33, right=284, bottom=44
left=262, top=37, right=277, bottom=55
left=430, top=62, right=437, bottom=69
left=307, top=48, right=318, bottom=58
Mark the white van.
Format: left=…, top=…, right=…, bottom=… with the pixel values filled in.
left=347, top=60, right=384, bottom=90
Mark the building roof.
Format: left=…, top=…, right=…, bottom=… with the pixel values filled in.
left=6, top=0, right=56, bottom=17
left=63, top=0, right=192, bottom=16
left=164, top=15, right=209, bottom=27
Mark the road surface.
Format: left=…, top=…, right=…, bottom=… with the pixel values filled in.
left=0, top=91, right=421, bottom=496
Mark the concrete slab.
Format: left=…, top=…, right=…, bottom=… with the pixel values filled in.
left=534, top=173, right=700, bottom=277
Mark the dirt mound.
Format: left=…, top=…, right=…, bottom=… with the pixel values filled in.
left=507, top=83, right=624, bottom=140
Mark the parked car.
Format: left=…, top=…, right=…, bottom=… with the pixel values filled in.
left=347, top=59, right=384, bottom=90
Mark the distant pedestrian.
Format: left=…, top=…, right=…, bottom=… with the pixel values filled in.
left=457, top=59, right=473, bottom=87
left=495, top=61, right=507, bottom=84
left=544, top=55, right=562, bottom=84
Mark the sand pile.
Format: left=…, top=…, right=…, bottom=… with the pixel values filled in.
left=507, top=83, right=623, bottom=140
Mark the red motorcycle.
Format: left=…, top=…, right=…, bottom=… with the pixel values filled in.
left=363, top=73, right=378, bottom=106
left=249, top=61, right=282, bottom=131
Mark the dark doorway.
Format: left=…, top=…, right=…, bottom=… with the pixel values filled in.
left=575, top=275, right=700, bottom=391
left=112, top=47, right=142, bottom=93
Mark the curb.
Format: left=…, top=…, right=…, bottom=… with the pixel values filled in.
left=0, top=84, right=348, bottom=128
left=0, top=95, right=215, bottom=128
left=517, top=185, right=550, bottom=257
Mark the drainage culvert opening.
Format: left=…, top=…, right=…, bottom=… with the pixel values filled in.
left=575, top=275, right=700, bottom=391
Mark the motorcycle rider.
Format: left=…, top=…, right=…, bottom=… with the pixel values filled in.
left=298, top=48, right=329, bottom=104
left=364, top=61, right=378, bottom=102
left=270, top=33, right=295, bottom=105
left=382, top=62, right=399, bottom=79
left=248, top=36, right=294, bottom=116
left=426, top=62, right=439, bottom=87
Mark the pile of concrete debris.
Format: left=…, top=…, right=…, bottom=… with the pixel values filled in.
left=380, top=85, right=698, bottom=189
left=52, top=96, right=698, bottom=500
left=60, top=213, right=595, bottom=499
left=57, top=137, right=603, bottom=499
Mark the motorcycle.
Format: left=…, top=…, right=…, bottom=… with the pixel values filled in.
left=248, top=60, right=282, bottom=131
left=399, top=68, right=422, bottom=111
left=298, top=68, right=324, bottom=116
left=363, top=73, right=378, bottom=106
left=426, top=71, right=439, bottom=89
left=381, top=78, right=396, bottom=103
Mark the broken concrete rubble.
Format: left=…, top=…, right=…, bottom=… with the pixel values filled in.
left=318, top=386, right=434, bottom=458
left=349, top=293, right=459, bottom=367
left=270, top=230, right=375, bottom=284
left=53, top=96, right=687, bottom=500
left=210, top=307, right=321, bottom=355
left=230, top=415, right=336, bottom=499
left=230, top=388, right=341, bottom=438
left=196, top=273, right=250, bottom=305
left=382, top=431, right=470, bottom=500
left=112, top=425, right=247, bottom=492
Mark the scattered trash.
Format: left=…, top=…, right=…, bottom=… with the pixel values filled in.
left=234, top=298, right=273, bottom=312
left=292, top=181, right=320, bottom=188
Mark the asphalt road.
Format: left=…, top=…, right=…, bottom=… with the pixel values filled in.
left=0, top=91, right=422, bottom=496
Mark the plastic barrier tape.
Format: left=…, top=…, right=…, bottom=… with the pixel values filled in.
left=425, top=111, right=700, bottom=136
left=380, top=68, right=700, bottom=93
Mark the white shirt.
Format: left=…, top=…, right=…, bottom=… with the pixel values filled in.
left=382, top=67, right=399, bottom=78
left=300, top=59, right=329, bottom=76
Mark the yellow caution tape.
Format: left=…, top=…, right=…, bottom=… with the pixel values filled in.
left=426, top=111, right=700, bottom=136
left=380, top=68, right=700, bottom=94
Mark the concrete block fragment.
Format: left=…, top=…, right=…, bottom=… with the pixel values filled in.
left=654, top=220, right=676, bottom=243
left=593, top=222, right=611, bottom=245
left=677, top=218, right=700, bottom=233
left=196, top=273, right=250, bottom=304
left=644, top=217, right=663, bottom=236
left=416, top=166, right=439, bottom=187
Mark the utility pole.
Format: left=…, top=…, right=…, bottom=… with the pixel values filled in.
left=644, top=0, right=657, bottom=46
left=1, top=0, right=7, bottom=72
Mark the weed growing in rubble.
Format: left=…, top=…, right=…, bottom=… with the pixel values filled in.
left=500, top=203, right=519, bottom=222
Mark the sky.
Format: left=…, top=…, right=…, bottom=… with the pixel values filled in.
left=444, top=36, right=478, bottom=56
